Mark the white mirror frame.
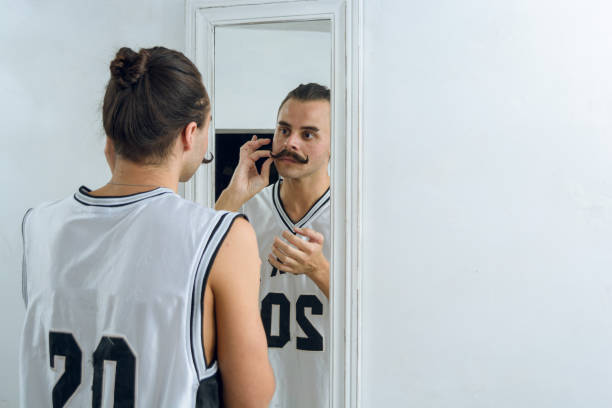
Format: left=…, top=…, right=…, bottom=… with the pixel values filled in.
left=184, top=1, right=362, bottom=406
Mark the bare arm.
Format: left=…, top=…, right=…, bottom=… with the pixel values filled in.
left=215, top=136, right=273, bottom=211
left=208, top=217, right=275, bottom=407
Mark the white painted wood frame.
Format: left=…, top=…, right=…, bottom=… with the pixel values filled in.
left=184, top=1, right=362, bottom=406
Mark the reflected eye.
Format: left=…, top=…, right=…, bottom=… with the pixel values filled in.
left=303, top=132, right=315, bottom=140
left=279, top=128, right=290, bottom=136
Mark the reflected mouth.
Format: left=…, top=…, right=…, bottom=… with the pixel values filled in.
left=270, top=149, right=309, bottom=164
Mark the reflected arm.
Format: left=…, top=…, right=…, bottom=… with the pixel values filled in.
left=215, top=136, right=272, bottom=211
left=215, top=188, right=249, bottom=212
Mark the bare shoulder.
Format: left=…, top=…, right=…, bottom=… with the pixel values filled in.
left=221, top=216, right=257, bottom=249
left=210, top=215, right=260, bottom=288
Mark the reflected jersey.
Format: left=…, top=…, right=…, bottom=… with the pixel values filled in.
left=242, top=180, right=330, bottom=408
left=20, top=186, right=242, bottom=407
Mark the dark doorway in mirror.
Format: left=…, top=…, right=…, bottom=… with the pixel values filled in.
left=214, top=131, right=279, bottom=200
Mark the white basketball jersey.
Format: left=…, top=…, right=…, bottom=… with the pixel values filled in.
left=242, top=180, right=330, bottom=408
left=20, top=186, right=241, bottom=408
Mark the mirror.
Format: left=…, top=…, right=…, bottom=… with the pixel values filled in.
left=214, top=21, right=332, bottom=408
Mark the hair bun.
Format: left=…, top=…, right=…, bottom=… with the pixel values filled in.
left=110, top=47, right=150, bottom=88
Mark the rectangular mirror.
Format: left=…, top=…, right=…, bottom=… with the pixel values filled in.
left=215, top=21, right=332, bottom=408
left=185, top=1, right=361, bottom=406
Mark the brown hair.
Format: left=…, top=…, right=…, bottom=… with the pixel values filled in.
left=103, top=47, right=211, bottom=164
left=277, top=83, right=330, bottom=117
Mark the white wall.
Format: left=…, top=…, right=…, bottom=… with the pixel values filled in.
left=0, top=0, right=184, bottom=405
left=5, top=0, right=612, bottom=406
left=362, top=1, right=612, bottom=407
left=215, top=23, right=331, bottom=129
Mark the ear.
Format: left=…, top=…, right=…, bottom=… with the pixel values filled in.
left=180, top=121, right=199, bottom=153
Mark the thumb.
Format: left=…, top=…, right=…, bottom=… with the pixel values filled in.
left=260, top=157, right=273, bottom=181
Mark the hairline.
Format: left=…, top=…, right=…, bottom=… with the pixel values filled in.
left=276, top=96, right=331, bottom=120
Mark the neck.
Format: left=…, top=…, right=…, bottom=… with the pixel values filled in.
left=92, top=157, right=180, bottom=196
left=279, top=171, right=330, bottom=223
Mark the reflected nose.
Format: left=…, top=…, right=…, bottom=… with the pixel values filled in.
left=284, top=131, right=300, bottom=151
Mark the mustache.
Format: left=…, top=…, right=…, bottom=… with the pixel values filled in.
left=202, top=152, right=214, bottom=164
left=270, top=149, right=309, bottom=164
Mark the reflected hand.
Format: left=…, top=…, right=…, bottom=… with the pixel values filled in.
left=268, top=227, right=330, bottom=298
left=226, top=135, right=273, bottom=204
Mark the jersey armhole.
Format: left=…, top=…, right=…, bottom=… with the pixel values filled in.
left=189, top=212, right=248, bottom=381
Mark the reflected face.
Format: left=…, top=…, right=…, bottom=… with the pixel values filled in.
left=180, top=112, right=211, bottom=182
left=272, top=98, right=330, bottom=181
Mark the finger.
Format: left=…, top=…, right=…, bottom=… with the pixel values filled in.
left=281, top=230, right=311, bottom=252
left=270, top=245, right=297, bottom=266
left=268, top=253, right=295, bottom=274
left=240, top=137, right=270, bottom=153
left=294, top=227, right=324, bottom=244
left=273, top=237, right=305, bottom=262
left=270, top=246, right=286, bottom=263
left=249, top=150, right=272, bottom=162
left=260, top=157, right=273, bottom=181
left=249, top=138, right=271, bottom=149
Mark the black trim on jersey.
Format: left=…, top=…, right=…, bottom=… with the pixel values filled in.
left=195, top=371, right=223, bottom=408
left=272, top=182, right=294, bottom=232
left=189, top=213, right=247, bottom=379
left=272, top=180, right=331, bottom=232
left=73, top=185, right=172, bottom=208
left=189, top=213, right=227, bottom=379
left=78, top=185, right=161, bottom=198
left=74, top=192, right=171, bottom=208
left=21, top=208, right=33, bottom=307
left=301, top=196, right=331, bottom=226
left=199, top=214, right=246, bottom=368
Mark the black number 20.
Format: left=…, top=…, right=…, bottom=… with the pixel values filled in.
left=49, top=331, right=136, bottom=408
left=260, top=293, right=323, bottom=351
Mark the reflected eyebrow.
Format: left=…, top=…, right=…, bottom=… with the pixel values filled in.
left=277, top=121, right=320, bottom=133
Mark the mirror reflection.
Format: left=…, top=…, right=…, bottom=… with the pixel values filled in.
left=213, top=21, right=332, bottom=407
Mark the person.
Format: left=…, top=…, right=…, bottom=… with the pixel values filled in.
left=216, top=83, right=331, bottom=407
left=19, top=46, right=274, bottom=408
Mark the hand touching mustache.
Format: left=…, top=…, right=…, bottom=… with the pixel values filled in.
left=270, top=149, right=309, bottom=164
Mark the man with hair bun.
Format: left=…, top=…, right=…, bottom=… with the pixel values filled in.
left=20, top=46, right=274, bottom=408
left=216, top=82, right=331, bottom=408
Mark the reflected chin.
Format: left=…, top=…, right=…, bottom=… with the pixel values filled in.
left=276, top=165, right=305, bottom=180
left=275, top=158, right=298, bottom=165
left=274, top=159, right=297, bottom=170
